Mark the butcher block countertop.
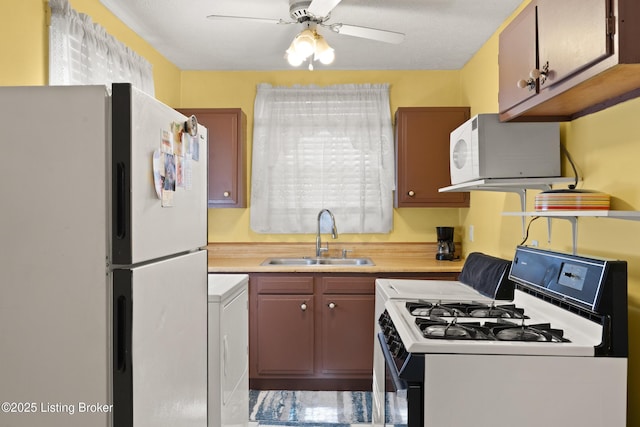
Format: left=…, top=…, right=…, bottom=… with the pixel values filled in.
left=207, top=242, right=464, bottom=273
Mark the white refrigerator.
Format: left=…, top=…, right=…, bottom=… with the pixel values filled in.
left=0, top=84, right=208, bottom=427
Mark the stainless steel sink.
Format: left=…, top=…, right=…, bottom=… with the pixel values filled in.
left=261, top=257, right=375, bottom=266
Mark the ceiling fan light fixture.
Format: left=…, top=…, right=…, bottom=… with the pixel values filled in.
left=286, top=48, right=305, bottom=66
left=292, top=29, right=316, bottom=58
left=313, top=35, right=335, bottom=64
left=285, top=27, right=335, bottom=68
left=209, top=0, right=407, bottom=69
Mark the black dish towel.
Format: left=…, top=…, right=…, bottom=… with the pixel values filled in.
left=458, top=252, right=515, bottom=300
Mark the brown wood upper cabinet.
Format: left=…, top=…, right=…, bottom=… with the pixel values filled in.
left=499, top=0, right=640, bottom=121
left=178, top=108, right=247, bottom=207
left=395, top=107, right=470, bottom=208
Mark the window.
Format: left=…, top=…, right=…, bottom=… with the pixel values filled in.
left=48, top=0, right=154, bottom=95
left=250, top=84, right=395, bottom=234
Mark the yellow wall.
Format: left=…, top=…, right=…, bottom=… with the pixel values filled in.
left=1, top=0, right=181, bottom=104
left=179, top=70, right=468, bottom=243
left=461, top=2, right=640, bottom=424
left=1, top=1, right=49, bottom=85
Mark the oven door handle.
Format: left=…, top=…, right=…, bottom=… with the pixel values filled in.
left=378, top=332, right=408, bottom=391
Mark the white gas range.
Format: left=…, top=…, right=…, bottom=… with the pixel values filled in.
left=373, top=247, right=628, bottom=427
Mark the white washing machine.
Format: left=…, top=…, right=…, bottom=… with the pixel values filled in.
left=208, top=274, right=249, bottom=427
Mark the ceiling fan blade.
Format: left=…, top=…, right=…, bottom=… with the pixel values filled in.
left=307, top=0, right=343, bottom=18
left=328, top=23, right=405, bottom=44
left=206, top=14, right=292, bottom=25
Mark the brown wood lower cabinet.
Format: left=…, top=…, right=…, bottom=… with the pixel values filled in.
left=320, top=277, right=374, bottom=377
left=256, top=294, right=315, bottom=376
left=249, top=272, right=458, bottom=390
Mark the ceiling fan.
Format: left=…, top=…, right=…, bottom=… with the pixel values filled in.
left=207, top=0, right=405, bottom=68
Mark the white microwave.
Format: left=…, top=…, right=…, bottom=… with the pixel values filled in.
left=449, top=114, right=561, bottom=185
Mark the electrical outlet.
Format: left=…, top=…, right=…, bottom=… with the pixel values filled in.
left=469, top=225, right=474, bottom=242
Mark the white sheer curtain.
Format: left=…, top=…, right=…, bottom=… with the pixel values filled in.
left=251, top=83, right=395, bottom=234
left=48, top=0, right=154, bottom=95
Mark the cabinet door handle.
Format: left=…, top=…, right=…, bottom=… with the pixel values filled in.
left=223, top=191, right=230, bottom=197
left=531, top=62, right=550, bottom=85
left=328, top=302, right=336, bottom=309
left=517, top=62, right=550, bottom=91
left=300, top=302, right=307, bottom=311
left=407, top=190, right=415, bottom=197
left=517, top=78, right=536, bottom=91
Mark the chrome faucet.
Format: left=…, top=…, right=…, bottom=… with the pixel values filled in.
left=316, top=209, right=338, bottom=257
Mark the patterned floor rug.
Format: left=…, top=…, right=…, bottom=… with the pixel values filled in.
left=249, top=390, right=406, bottom=426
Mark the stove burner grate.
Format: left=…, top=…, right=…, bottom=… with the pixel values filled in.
left=406, top=301, right=527, bottom=319
left=486, top=321, right=570, bottom=343
left=414, top=318, right=570, bottom=343
left=468, top=304, right=526, bottom=319
left=415, top=318, right=492, bottom=340
left=407, top=302, right=467, bottom=317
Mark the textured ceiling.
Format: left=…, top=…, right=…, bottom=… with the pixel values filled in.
left=99, top=0, right=523, bottom=71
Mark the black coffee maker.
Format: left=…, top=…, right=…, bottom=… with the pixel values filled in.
left=436, top=226, right=456, bottom=261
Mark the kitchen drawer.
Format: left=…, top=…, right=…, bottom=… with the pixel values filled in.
left=320, top=276, right=375, bottom=294
left=253, top=274, right=314, bottom=294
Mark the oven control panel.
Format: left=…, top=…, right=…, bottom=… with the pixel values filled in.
left=509, top=245, right=619, bottom=313
left=558, top=263, right=589, bottom=290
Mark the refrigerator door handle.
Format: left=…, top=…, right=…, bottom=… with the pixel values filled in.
left=113, top=272, right=133, bottom=426
left=115, top=294, right=128, bottom=372
left=115, top=162, right=127, bottom=240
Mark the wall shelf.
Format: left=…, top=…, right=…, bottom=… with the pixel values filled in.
left=503, top=210, right=640, bottom=221
left=440, top=178, right=640, bottom=254
left=438, top=177, right=576, bottom=193
left=502, top=210, right=640, bottom=254
left=439, top=177, right=576, bottom=236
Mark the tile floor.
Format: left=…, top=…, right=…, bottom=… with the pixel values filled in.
left=249, top=390, right=406, bottom=426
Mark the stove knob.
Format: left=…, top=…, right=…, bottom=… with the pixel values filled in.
left=397, top=346, right=407, bottom=359
left=393, top=345, right=403, bottom=358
